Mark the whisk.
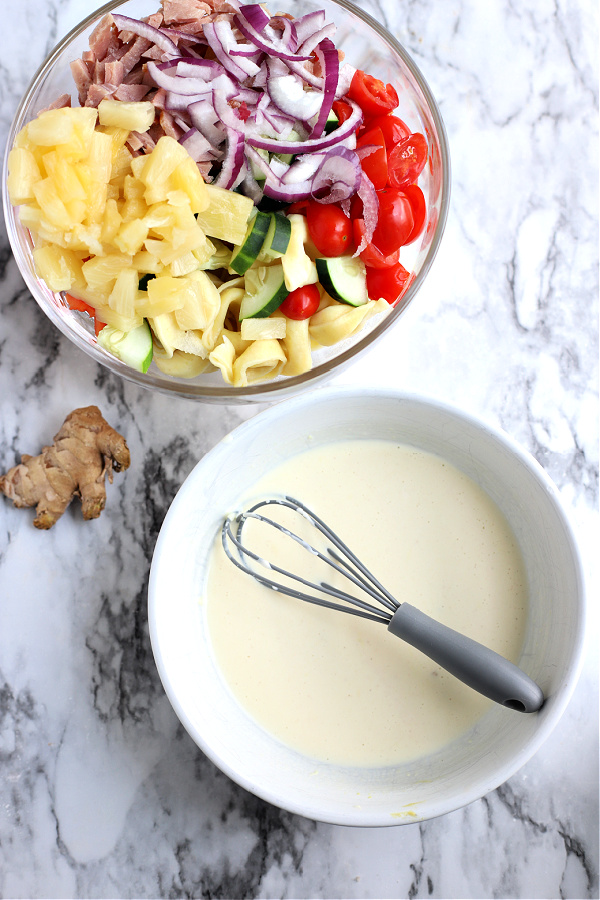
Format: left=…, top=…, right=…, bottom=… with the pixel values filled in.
left=221, top=496, right=544, bottom=714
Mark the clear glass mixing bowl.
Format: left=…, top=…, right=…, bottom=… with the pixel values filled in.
left=3, top=0, right=450, bottom=403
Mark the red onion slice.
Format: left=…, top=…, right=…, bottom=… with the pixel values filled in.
left=246, top=99, right=362, bottom=154
left=239, top=3, right=271, bottom=33
left=189, top=99, right=226, bottom=146
left=234, top=12, right=313, bottom=62
left=203, top=20, right=260, bottom=81
left=308, top=37, right=339, bottom=139
left=180, top=127, right=215, bottom=163
left=146, top=60, right=214, bottom=96
left=353, top=172, right=379, bottom=254
left=292, top=10, right=326, bottom=48
left=267, top=73, right=322, bottom=122
left=213, top=129, right=246, bottom=189
left=112, top=13, right=181, bottom=58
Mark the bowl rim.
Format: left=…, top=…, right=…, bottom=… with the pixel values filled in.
left=148, top=386, right=588, bottom=824
left=3, top=0, right=451, bottom=402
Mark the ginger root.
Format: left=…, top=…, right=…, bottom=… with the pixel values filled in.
left=0, top=406, right=130, bottom=529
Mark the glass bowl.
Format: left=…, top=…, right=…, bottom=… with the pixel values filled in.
left=3, top=0, right=450, bottom=403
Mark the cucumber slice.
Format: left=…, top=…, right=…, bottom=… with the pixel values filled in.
left=97, top=320, right=154, bottom=373
left=230, top=210, right=271, bottom=274
left=259, top=212, right=292, bottom=261
left=239, top=265, right=290, bottom=319
left=316, top=256, right=368, bottom=306
left=324, top=109, right=339, bottom=134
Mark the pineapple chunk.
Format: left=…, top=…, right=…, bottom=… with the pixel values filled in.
left=83, top=253, right=134, bottom=291
left=100, top=198, right=123, bottom=244
left=7, top=147, right=42, bottom=204
left=170, top=155, right=209, bottom=214
left=195, top=184, right=254, bottom=244
left=108, top=267, right=138, bottom=317
left=98, top=99, right=155, bottom=133
left=32, top=178, right=72, bottom=231
left=137, top=274, right=187, bottom=317
left=33, top=244, right=84, bottom=292
left=114, top=218, right=149, bottom=256
left=138, top=136, right=190, bottom=204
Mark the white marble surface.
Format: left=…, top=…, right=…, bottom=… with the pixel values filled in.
left=0, top=0, right=598, bottom=897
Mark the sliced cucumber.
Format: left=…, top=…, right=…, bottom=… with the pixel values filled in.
left=239, top=265, right=289, bottom=319
left=315, top=256, right=368, bottom=307
left=324, top=109, right=339, bottom=134
left=258, top=212, right=292, bottom=261
left=97, top=320, right=154, bottom=373
left=230, top=209, right=271, bottom=274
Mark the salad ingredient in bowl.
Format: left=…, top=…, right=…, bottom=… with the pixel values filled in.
left=6, top=0, right=441, bottom=389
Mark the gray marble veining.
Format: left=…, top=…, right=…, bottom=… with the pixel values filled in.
left=0, top=0, right=598, bottom=897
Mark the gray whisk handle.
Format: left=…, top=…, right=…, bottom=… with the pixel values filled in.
left=388, top=604, right=544, bottom=713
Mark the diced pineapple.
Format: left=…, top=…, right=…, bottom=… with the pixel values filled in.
left=137, top=274, right=187, bottom=317
left=173, top=269, right=221, bottom=330
left=114, top=218, right=149, bottom=256
left=66, top=223, right=104, bottom=257
left=83, top=253, right=134, bottom=291
left=98, top=99, right=155, bottom=134
left=7, top=147, right=42, bottom=204
left=26, top=108, right=78, bottom=147
left=108, top=267, right=138, bottom=317
left=87, top=130, right=113, bottom=184
left=120, top=197, right=148, bottom=223
left=33, top=244, right=84, bottom=292
left=195, top=184, right=254, bottom=244
left=139, top=136, right=190, bottom=204
left=169, top=251, right=201, bottom=277
left=42, top=151, right=87, bottom=200
left=93, top=305, right=143, bottom=332
left=170, top=155, right=209, bottom=214
left=100, top=198, right=122, bottom=245
left=132, top=250, right=164, bottom=275
left=123, top=174, right=145, bottom=201
left=32, top=178, right=72, bottom=230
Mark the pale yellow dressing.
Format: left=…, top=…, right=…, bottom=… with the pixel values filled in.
left=205, top=441, right=528, bottom=767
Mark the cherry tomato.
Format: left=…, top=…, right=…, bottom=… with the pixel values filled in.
left=366, top=262, right=411, bottom=306
left=286, top=199, right=309, bottom=215
left=387, top=133, right=428, bottom=188
left=280, top=283, right=321, bottom=320
left=331, top=99, right=354, bottom=126
left=352, top=219, right=401, bottom=268
left=401, top=184, right=427, bottom=244
left=347, top=70, right=399, bottom=117
left=371, top=188, right=414, bottom=256
left=356, top=127, right=388, bottom=190
left=364, top=114, right=410, bottom=150
left=306, top=201, right=354, bottom=256
left=64, top=293, right=95, bottom=317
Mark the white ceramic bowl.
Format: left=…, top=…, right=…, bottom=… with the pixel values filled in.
left=148, top=388, right=586, bottom=825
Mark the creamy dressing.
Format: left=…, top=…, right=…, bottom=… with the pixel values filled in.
left=205, top=440, right=528, bottom=767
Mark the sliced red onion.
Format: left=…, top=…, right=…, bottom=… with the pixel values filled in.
left=353, top=172, right=379, bottom=254
left=281, top=153, right=326, bottom=184
left=146, top=60, right=213, bottom=96
left=203, top=19, right=260, bottom=81
left=175, top=59, right=223, bottom=79
left=311, top=147, right=362, bottom=204
left=267, top=73, right=322, bottom=122
left=292, top=11, right=326, bottom=47
left=269, top=16, right=297, bottom=52
left=189, top=99, right=226, bottom=146
left=112, top=14, right=181, bottom=58
left=213, top=129, right=246, bottom=189
left=283, top=58, right=323, bottom=90
left=297, top=23, right=336, bottom=57
left=212, top=82, right=253, bottom=133
left=180, top=127, right=216, bottom=162
left=307, top=37, right=339, bottom=139
left=239, top=3, right=271, bottom=33
left=234, top=12, right=313, bottom=62
left=246, top=99, right=362, bottom=153
left=335, top=63, right=356, bottom=98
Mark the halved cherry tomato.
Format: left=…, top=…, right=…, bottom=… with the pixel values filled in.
left=280, top=283, right=321, bottom=320
left=347, top=70, right=399, bottom=117
left=356, top=127, right=388, bottom=190
left=64, top=293, right=95, bottom=317
left=387, top=133, right=428, bottom=188
left=286, top=199, right=309, bottom=215
left=306, top=201, right=354, bottom=256
left=371, top=188, right=414, bottom=256
left=331, top=99, right=353, bottom=126
left=365, top=114, right=410, bottom=150
left=401, top=184, right=427, bottom=244
left=352, top=219, right=401, bottom=269
left=366, top=262, right=411, bottom=306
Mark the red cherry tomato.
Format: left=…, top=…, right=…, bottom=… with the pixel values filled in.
left=401, top=184, right=427, bottom=244
left=371, top=188, right=414, bottom=256
left=286, top=199, right=309, bottom=215
left=387, top=133, right=428, bottom=188
left=306, top=201, right=354, bottom=256
left=364, top=114, right=410, bottom=150
left=331, top=99, right=354, bottom=126
left=366, top=263, right=411, bottom=306
left=347, top=70, right=399, bottom=117
left=279, top=283, right=321, bottom=320
left=356, top=127, right=388, bottom=190
left=65, top=293, right=95, bottom=317
left=352, top=219, right=401, bottom=268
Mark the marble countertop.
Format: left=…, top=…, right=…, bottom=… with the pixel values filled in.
left=0, top=0, right=598, bottom=897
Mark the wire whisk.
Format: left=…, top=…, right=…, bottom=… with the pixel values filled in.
left=222, top=495, right=544, bottom=713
